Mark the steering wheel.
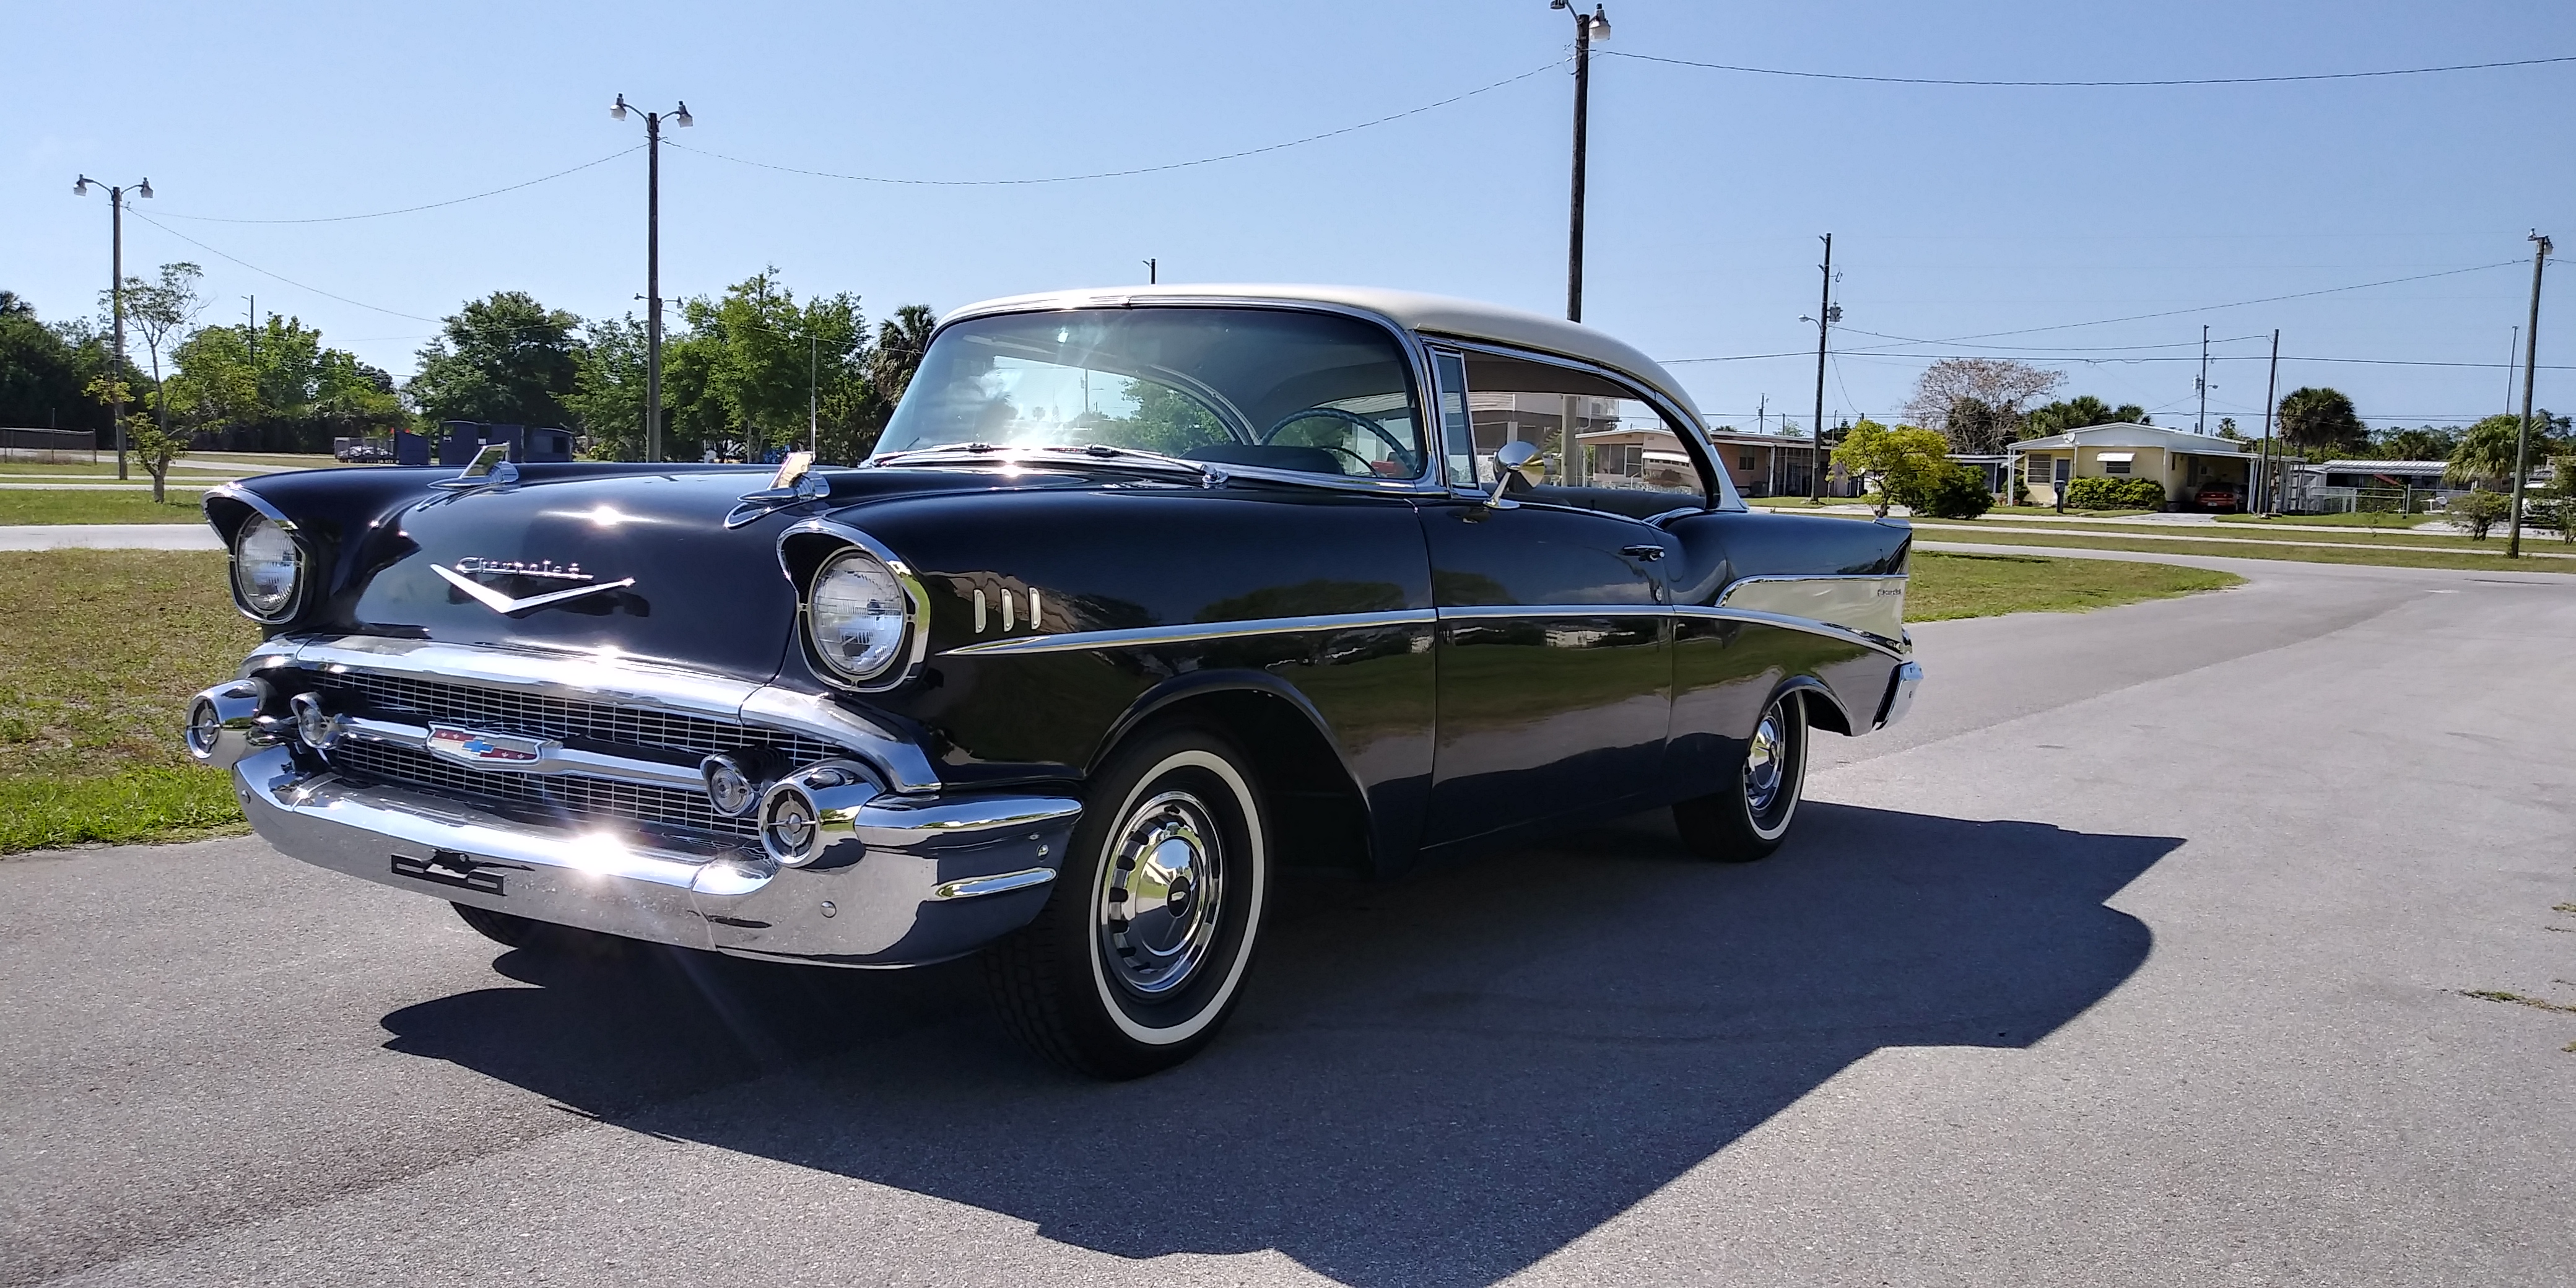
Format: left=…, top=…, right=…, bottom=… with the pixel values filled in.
left=1260, top=407, right=1419, bottom=477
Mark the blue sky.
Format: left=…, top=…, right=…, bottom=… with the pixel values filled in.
left=9, top=0, right=2574, bottom=432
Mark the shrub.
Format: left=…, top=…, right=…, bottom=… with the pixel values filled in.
left=2061, top=476, right=2166, bottom=510
left=2447, top=489, right=2510, bottom=539
left=1912, top=464, right=1996, bottom=518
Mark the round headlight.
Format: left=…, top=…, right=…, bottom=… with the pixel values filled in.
left=232, top=513, right=303, bottom=620
left=807, top=548, right=911, bottom=682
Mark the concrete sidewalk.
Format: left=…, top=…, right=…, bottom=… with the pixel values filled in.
left=0, top=523, right=222, bottom=551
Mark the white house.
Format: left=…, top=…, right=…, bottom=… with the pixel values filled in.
left=2007, top=422, right=2258, bottom=508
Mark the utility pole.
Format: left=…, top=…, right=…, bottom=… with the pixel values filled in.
left=72, top=175, right=151, bottom=478
left=2507, top=326, right=2520, bottom=414
left=1809, top=232, right=1834, bottom=502
left=613, top=95, right=692, bottom=463
left=1552, top=1, right=1609, bottom=321
left=2196, top=324, right=2210, bottom=435
left=1143, top=258, right=1157, bottom=285
left=2509, top=231, right=2551, bottom=559
left=809, top=331, right=820, bottom=455
left=2261, top=328, right=2282, bottom=514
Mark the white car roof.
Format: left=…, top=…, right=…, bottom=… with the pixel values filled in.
left=944, top=284, right=1704, bottom=424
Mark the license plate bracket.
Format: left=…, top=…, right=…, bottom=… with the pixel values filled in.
left=391, top=850, right=506, bottom=895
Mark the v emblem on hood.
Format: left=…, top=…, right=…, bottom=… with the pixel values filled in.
left=432, top=564, right=637, bottom=616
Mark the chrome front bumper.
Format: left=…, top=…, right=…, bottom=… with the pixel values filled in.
left=230, top=745, right=1079, bottom=967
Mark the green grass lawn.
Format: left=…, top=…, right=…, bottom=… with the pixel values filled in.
left=1907, top=523, right=2576, bottom=572
left=0, top=490, right=211, bottom=525
left=2213, top=510, right=2440, bottom=529
left=1983, top=503, right=2161, bottom=519
left=0, top=460, right=255, bottom=479
left=0, top=550, right=261, bottom=853
left=1930, top=514, right=2499, bottom=551
left=1907, top=550, right=2242, bottom=621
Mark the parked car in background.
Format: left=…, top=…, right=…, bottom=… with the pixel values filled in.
left=2195, top=486, right=2242, bottom=512
left=183, top=285, right=1922, bottom=1077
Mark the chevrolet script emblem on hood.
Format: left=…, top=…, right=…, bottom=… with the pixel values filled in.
left=432, top=560, right=636, bottom=616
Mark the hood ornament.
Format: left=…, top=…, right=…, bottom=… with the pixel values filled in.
left=432, top=560, right=635, bottom=615
left=726, top=451, right=833, bottom=529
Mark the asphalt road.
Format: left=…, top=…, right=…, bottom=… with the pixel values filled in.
left=6, top=554, right=2573, bottom=1287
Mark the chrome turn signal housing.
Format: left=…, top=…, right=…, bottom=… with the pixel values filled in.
left=755, top=761, right=879, bottom=868
left=183, top=679, right=282, bottom=770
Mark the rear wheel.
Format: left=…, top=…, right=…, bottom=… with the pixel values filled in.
left=985, top=725, right=1271, bottom=1079
left=1674, top=692, right=1809, bottom=862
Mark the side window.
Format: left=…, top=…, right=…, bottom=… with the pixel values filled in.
left=1456, top=352, right=1713, bottom=514
left=1432, top=349, right=1476, bottom=487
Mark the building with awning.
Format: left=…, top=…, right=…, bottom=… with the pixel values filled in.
left=2007, top=422, right=2257, bottom=508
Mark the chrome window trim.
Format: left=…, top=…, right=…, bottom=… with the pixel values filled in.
left=904, top=295, right=1450, bottom=491
left=941, top=608, right=1437, bottom=658
left=1433, top=336, right=1747, bottom=512
left=775, top=518, right=934, bottom=694
left=1674, top=604, right=1908, bottom=659
left=261, top=635, right=942, bottom=794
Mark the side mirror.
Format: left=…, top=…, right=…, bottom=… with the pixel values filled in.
left=1485, top=440, right=1546, bottom=508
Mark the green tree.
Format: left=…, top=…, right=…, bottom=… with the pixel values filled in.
left=1831, top=419, right=1953, bottom=518
left=406, top=292, right=584, bottom=428
left=2376, top=425, right=2458, bottom=461
left=564, top=315, right=651, bottom=459
left=2276, top=387, right=2367, bottom=455
left=870, top=304, right=936, bottom=407
left=163, top=314, right=398, bottom=450
left=2021, top=394, right=2149, bottom=438
left=0, top=294, right=113, bottom=433
left=106, top=263, right=204, bottom=444
left=2445, top=412, right=2567, bottom=487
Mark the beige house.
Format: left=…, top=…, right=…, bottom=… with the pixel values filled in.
left=2008, top=423, right=2257, bottom=509
left=1570, top=417, right=1853, bottom=498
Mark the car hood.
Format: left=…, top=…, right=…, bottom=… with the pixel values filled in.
left=337, top=468, right=1031, bottom=681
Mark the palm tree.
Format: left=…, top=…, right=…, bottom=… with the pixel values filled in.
left=869, top=305, right=936, bottom=406
left=2445, top=414, right=2525, bottom=487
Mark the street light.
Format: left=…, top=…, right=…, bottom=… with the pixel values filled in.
left=72, top=174, right=153, bottom=480
left=611, top=94, right=693, bottom=463
left=1549, top=1, right=1608, bottom=323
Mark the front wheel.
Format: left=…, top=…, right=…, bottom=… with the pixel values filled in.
left=1674, top=692, right=1809, bottom=862
left=985, top=725, right=1272, bottom=1079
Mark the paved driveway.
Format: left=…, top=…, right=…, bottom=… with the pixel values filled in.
left=4, top=556, right=2572, bottom=1287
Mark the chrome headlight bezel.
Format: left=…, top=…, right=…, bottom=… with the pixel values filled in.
left=229, top=510, right=309, bottom=624
left=794, top=533, right=930, bottom=692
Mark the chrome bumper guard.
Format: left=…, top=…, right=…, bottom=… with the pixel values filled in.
left=230, top=745, right=1079, bottom=967
left=1875, top=659, right=1925, bottom=731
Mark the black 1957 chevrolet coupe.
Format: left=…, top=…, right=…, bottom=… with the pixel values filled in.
left=184, top=285, right=1920, bottom=1077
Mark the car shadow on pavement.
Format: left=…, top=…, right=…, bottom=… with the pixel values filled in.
left=380, top=803, right=2176, bottom=1288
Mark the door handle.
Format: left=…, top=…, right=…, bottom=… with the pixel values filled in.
left=1620, top=544, right=1666, bottom=561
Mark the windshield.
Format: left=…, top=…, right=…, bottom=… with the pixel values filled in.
left=872, top=307, right=1425, bottom=479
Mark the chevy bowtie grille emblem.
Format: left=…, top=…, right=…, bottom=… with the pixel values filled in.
left=425, top=724, right=552, bottom=767
left=432, top=562, right=635, bottom=616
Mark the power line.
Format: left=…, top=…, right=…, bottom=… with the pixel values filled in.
left=1603, top=48, right=2576, bottom=88
left=152, top=147, right=643, bottom=225
left=128, top=211, right=441, bottom=322
left=666, top=61, right=1563, bottom=186
left=1840, top=260, right=2528, bottom=348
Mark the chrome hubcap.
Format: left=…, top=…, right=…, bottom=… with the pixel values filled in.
left=1097, top=790, right=1224, bottom=997
left=1744, top=705, right=1788, bottom=814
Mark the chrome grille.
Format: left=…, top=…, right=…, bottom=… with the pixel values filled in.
left=301, top=669, right=842, bottom=842
left=328, top=741, right=752, bottom=840
left=309, top=671, right=835, bottom=762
